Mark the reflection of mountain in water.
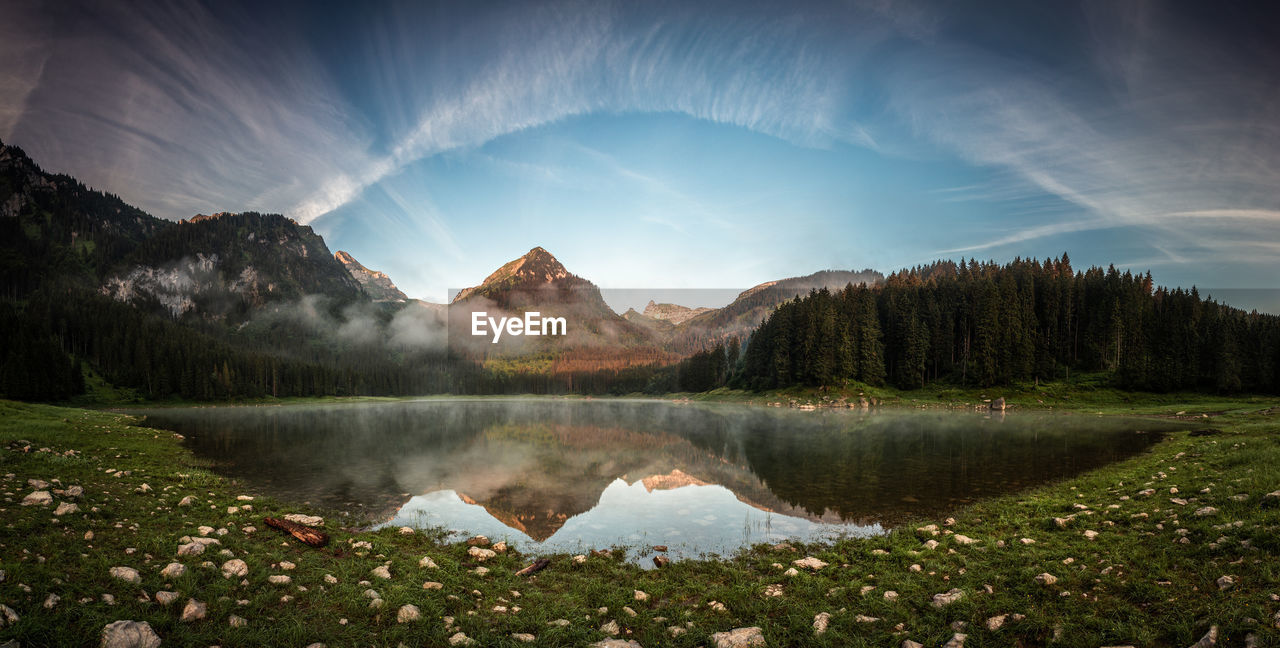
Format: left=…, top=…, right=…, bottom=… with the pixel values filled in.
left=137, top=400, right=1179, bottom=548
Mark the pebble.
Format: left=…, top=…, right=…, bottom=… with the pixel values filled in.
left=397, top=604, right=421, bottom=623
left=268, top=575, right=291, bottom=585
left=634, top=590, right=649, bottom=602
left=932, top=588, right=964, bottom=607
left=21, top=491, right=52, bottom=506
left=228, top=615, right=247, bottom=628
left=468, top=546, right=497, bottom=561
left=221, top=559, right=248, bottom=579
left=371, top=565, right=391, bottom=579
left=420, top=556, right=438, bottom=568
left=793, top=556, right=828, bottom=570
left=160, top=563, right=186, bottom=579
left=813, top=612, right=831, bottom=634
left=423, top=581, right=444, bottom=589
left=181, top=599, right=207, bottom=622
left=155, top=591, right=179, bottom=606
left=448, top=632, right=476, bottom=646
left=711, top=626, right=766, bottom=648
left=110, top=566, right=141, bottom=584
left=1036, top=573, right=1059, bottom=586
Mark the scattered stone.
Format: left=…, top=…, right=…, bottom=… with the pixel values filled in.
left=110, top=566, right=141, bottom=584
left=177, top=496, right=194, bottom=507
left=1217, top=575, right=1236, bottom=590
left=466, top=535, right=490, bottom=546
left=228, top=615, right=247, bottom=628
left=21, top=491, right=52, bottom=506
left=1195, top=507, right=1219, bottom=517
left=932, top=588, right=964, bottom=607
left=572, top=555, right=587, bottom=565
left=634, top=590, right=649, bottom=602
left=492, top=541, right=507, bottom=552
left=986, top=615, right=1007, bottom=631
left=423, top=581, right=444, bottom=590
left=371, top=566, right=391, bottom=579
left=44, top=593, right=60, bottom=609
left=397, top=604, right=420, bottom=623
left=813, top=612, right=831, bottom=634
left=53, top=501, right=79, bottom=516
left=512, top=633, right=536, bottom=642
left=944, top=633, right=967, bottom=648
left=653, top=555, right=670, bottom=568
left=763, top=584, right=785, bottom=597
left=855, top=615, right=879, bottom=623
left=1035, top=573, right=1059, bottom=586
left=283, top=514, right=323, bottom=526
left=600, top=619, right=620, bottom=635
left=952, top=534, right=979, bottom=545
left=1083, top=530, right=1099, bottom=540
left=176, top=542, right=205, bottom=557
left=278, top=560, right=296, bottom=570
left=268, top=575, right=291, bottom=585
left=917, top=524, right=940, bottom=536
left=155, top=591, right=179, bottom=606
left=902, top=642, right=924, bottom=648
left=590, top=641, right=641, bottom=648
left=448, top=632, right=476, bottom=646
left=0, top=604, right=17, bottom=627
left=548, top=619, right=571, bottom=627
left=712, top=626, right=766, bottom=648
left=883, top=590, right=899, bottom=601
left=783, top=568, right=799, bottom=577
left=160, top=563, right=186, bottom=579
left=468, top=546, right=497, bottom=561
left=100, top=620, right=161, bottom=648
left=221, top=559, right=248, bottom=578
left=180, top=599, right=207, bottom=622
left=793, top=556, right=828, bottom=570
left=419, top=556, right=438, bottom=568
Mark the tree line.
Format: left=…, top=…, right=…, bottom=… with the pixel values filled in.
left=734, top=255, right=1280, bottom=393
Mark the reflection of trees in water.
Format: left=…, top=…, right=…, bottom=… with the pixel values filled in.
left=140, top=401, right=1175, bottom=531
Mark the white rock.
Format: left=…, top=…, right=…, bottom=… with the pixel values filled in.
left=1217, top=575, right=1235, bottom=590
left=397, top=604, right=421, bottom=623
left=181, top=599, right=207, bottom=622
left=792, top=556, right=828, bottom=570
left=155, top=591, right=179, bottom=606
left=953, top=534, right=979, bottom=545
left=711, top=626, right=766, bottom=648
left=1083, top=530, right=1099, bottom=540
left=160, top=563, right=186, bottom=579
left=53, top=501, right=79, bottom=516
left=1035, top=573, right=1059, bottom=586
left=1195, top=507, right=1219, bottom=517
left=512, top=633, right=536, bottom=642
left=278, top=561, right=295, bottom=570
left=371, top=565, right=391, bottom=579
left=884, top=590, right=899, bottom=601
left=932, top=588, right=964, bottom=607
left=283, top=514, right=324, bottom=526
left=43, top=593, right=60, bottom=609
left=423, top=581, right=444, bottom=590
left=268, top=575, right=291, bottom=585
left=634, top=589, right=649, bottom=602
left=399, top=526, right=415, bottom=535
left=178, top=496, right=194, bottom=506
left=468, top=546, right=497, bottom=561
left=110, top=566, right=141, bottom=584
left=323, top=573, right=338, bottom=583
left=176, top=542, right=205, bottom=557
left=448, top=632, right=476, bottom=646
left=813, top=612, right=831, bottom=635
left=986, top=615, right=1007, bottom=631
left=0, top=604, right=17, bottom=627
left=100, top=620, right=161, bottom=648
left=419, top=556, right=438, bottom=568
left=944, top=633, right=967, bottom=648
left=21, top=490, right=52, bottom=506
left=221, top=559, right=248, bottom=578
left=228, top=615, right=247, bottom=628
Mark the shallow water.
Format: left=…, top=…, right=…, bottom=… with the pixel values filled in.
left=137, top=398, right=1180, bottom=560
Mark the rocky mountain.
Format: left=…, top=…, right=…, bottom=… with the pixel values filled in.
left=100, top=211, right=363, bottom=321
left=450, top=247, right=651, bottom=359
left=335, top=250, right=409, bottom=303
left=642, top=300, right=712, bottom=325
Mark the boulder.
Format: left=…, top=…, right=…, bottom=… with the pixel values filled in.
left=100, top=620, right=161, bottom=648
left=711, top=627, right=766, bottom=648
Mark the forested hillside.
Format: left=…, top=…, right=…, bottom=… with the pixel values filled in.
left=735, top=256, right=1280, bottom=393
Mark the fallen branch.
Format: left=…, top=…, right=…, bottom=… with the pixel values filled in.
left=515, top=558, right=551, bottom=577
left=263, top=516, right=329, bottom=547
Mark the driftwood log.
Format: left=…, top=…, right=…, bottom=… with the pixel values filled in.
left=515, top=558, right=551, bottom=577
left=263, top=517, right=329, bottom=547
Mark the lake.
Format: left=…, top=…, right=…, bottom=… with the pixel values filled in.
left=136, top=398, right=1180, bottom=560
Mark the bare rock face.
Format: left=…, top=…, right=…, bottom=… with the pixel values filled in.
left=335, top=251, right=408, bottom=302
left=100, top=620, right=161, bottom=648
left=642, top=300, right=713, bottom=325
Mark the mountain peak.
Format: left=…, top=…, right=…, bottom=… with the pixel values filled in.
left=453, top=246, right=571, bottom=303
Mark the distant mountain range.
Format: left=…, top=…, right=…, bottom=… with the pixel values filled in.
left=0, top=138, right=882, bottom=399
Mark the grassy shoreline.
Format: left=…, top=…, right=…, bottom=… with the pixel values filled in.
left=1, top=394, right=1278, bottom=647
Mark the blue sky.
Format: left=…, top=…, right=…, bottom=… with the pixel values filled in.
left=3, top=0, right=1279, bottom=307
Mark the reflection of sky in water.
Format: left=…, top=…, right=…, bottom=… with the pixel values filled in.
left=376, top=479, right=879, bottom=561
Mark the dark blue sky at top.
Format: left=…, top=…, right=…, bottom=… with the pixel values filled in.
left=2, top=0, right=1279, bottom=309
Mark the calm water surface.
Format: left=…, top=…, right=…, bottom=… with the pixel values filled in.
left=137, top=399, right=1181, bottom=560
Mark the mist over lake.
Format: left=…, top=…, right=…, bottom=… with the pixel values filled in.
left=136, top=399, right=1182, bottom=560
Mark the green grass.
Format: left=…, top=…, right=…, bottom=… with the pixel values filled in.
left=1, top=396, right=1278, bottom=647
